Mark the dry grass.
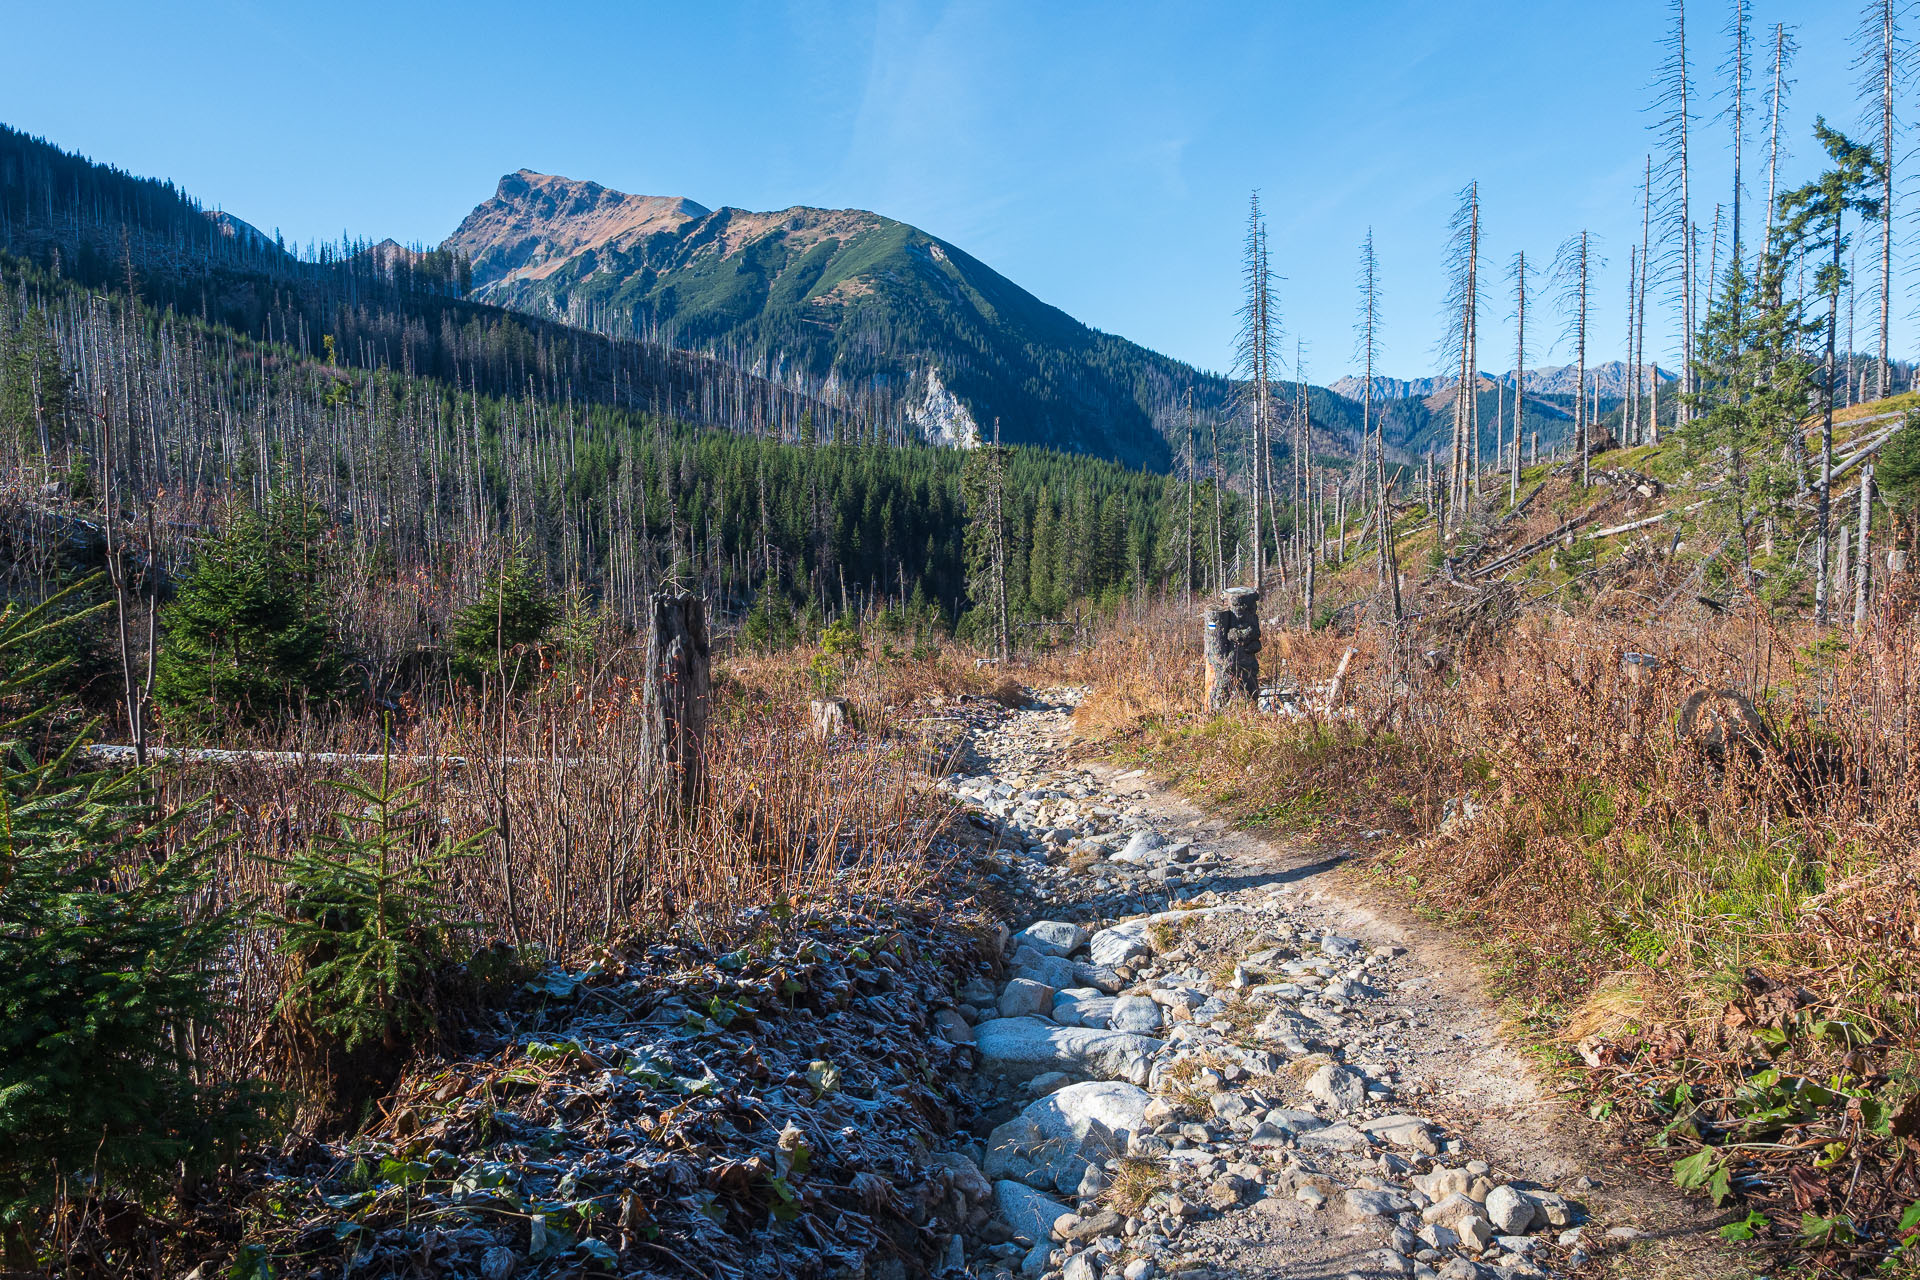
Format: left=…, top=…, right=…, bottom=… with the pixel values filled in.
left=1102, top=1157, right=1172, bottom=1216
left=137, top=636, right=979, bottom=1096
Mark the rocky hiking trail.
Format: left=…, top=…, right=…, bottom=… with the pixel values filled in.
left=944, top=687, right=1737, bottom=1280
left=239, top=684, right=1742, bottom=1280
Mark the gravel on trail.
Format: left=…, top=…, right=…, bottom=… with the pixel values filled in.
left=938, top=687, right=1733, bottom=1280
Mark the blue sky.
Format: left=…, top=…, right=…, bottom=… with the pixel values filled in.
left=0, top=0, right=1887, bottom=381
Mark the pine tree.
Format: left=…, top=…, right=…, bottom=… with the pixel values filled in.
left=152, top=492, right=345, bottom=733
left=0, top=307, right=71, bottom=456
left=1777, top=120, right=1883, bottom=623
left=1681, top=255, right=1818, bottom=585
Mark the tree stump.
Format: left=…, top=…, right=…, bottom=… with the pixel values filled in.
left=1676, top=687, right=1771, bottom=769
left=640, top=592, right=711, bottom=811
left=1205, top=587, right=1261, bottom=710
left=810, top=696, right=852, bottom=740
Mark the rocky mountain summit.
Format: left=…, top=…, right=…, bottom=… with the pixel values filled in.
left=1330, top=363, right=1675, bottom=406
left=439, top=172, right=1216, bottom=469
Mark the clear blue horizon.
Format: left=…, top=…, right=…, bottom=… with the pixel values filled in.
left=0, top=0, right=1890, bottom=386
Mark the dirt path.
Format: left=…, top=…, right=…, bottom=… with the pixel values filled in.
left=945, top=689, right=1740, bottom=1280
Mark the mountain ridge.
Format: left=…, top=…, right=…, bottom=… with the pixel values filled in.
left=1329, top=361, right=1677, bottom=405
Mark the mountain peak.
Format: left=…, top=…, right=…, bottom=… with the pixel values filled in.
left=437, top=169, right=1181, bottom=468
left=449, top=171, right=711, bottom=288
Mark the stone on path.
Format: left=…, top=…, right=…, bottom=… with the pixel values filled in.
left=984, top=1080, right=1153, bottom=1193
left=1344, top=1188, right=1414, bottom=1218
left=932, top=1008, right=975, bottom=1044
left=929, top=1151, right=992, bottom=1203
left=1013, top=951, right=1077, bottom=990
left=1112, top=829, right=1167, bottom=864
left=974, top=1017, right=1162, bottom=1085
left=1088, top=922, right=1153, bottom=968
left=1012, top=921, right=1089, bottom=958
left=1306, top=1061, right=1368, bottom=1110
left=992, top=1179, right=1073, bottom=1246
left=1072, top=962, right=1124, bottom=993
left=999, top=977, right=1056, bottom=1019
left=1109, top=994, right=1164, bottom=1033
left=1485, top=1183, right=1535, bottom=1234
left=1360, top=1114, right=1440, bottom=1154
left=1053, top=991, right=1116, bottom=1028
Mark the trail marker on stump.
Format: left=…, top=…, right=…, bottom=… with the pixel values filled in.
left=1205, top=587, right=1261, bottom=710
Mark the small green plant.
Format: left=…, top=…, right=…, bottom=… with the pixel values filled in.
left=808, top=615, right=864, bottom=692
left=270, top=756, right=482, bottom=1066
left=451, top=551, right=558, bottom=687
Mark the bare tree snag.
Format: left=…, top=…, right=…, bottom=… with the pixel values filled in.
left=641, top=591, right=711, bottom=812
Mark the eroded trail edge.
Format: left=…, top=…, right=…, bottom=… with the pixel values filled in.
left=942, top=687, right=1730, bottom=1280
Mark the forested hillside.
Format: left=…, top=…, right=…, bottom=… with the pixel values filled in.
left=0, top=125, right=873, bottom=446
left=0, top=250, right=1250, bottom=698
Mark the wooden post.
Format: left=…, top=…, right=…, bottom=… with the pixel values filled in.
left=1205, top=587, right=1261, bottom=710
left=641, top=592, right=711, bottom=812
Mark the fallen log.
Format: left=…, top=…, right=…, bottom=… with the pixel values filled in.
left=1591, top=499, right=1710, bottom=539
left=79, top=745, right=584, bottom=767
left=1467, top=509, right=1601, bottom=580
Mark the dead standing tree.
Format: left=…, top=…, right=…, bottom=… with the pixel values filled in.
left=1637, top=156, right=1655, bottom=442
left=1653, top=0, right=1698, bottom=422
left=1854, top=0, right=1903, bottom=399
left=1355, top=229, right=1388, bottom=589
left=1551, top=231, right=1601, bottom=486
left=1762, top=23, right=1798, bottom=259
left=1236, top=193, right=1281, bottom=587
left=1439, top=182, right=1482, bottom=533
left=1508, top=251, right=1530, bottom=504
left=1721, top=0, right=1753, bottom=272
left=640, top=591, right=712, bottom=814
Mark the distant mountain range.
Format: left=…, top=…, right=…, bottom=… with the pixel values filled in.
left=1329, top=361, right=1676, bottom=405
left=441, top=170, right=1220, bottom=468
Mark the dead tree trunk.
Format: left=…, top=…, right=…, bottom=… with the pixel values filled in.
left=641, top=591, right=711, bottom=812
left=1855, top=463, right=1874, bottom=632
left=1205, top=587, right=1262, bottom=711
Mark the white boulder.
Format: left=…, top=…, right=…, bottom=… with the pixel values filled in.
left=984, top=1081, right=1153, bottom=1193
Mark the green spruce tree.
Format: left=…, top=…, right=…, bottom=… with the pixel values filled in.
left=153, top=492, right=345, bottom=733
left=0, top=585, right=260, bottom=1240
left=450, top=551, right=558, bottom=686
